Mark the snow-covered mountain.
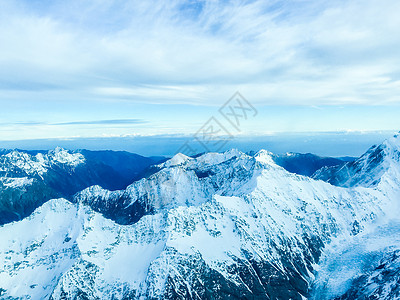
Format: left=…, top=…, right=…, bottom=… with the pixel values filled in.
left=313, top=133, right=400, bottom=189
left=311, top=220, right=400, bottom=300
left=0, top=135, right=400, bottom=299
left=0, top=148, right=165, bottom=225
left=310, top=133, right=400, bottom=299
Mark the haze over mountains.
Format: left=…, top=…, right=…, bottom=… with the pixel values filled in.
left=0, top=134, right=400, bottom=299
left=2, top=131, right=396, bottom=158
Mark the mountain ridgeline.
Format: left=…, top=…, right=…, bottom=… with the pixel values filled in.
left=0, top=134, right=399, bottom=299
left=0, top=147, right=348, bottom=226
left=0, top=148, right=165, bottom=225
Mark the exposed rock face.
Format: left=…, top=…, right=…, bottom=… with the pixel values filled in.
left=313, top=134, right=400, bottom=189
left=0, top=135, right=400, bottom=299
left=334, top=249, right=400, bottom=300
left=0, top=148, right=165, bottom=225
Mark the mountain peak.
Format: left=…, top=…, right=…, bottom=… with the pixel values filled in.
left=193, top=149, right=243, bottom=166
left=382, top=133, right=400, bottom=151
left=3, top=139, right=399, bottom=299
left=159, top=153, right=192, bottom=168
left=313, top=133, right=400, bottom=188
left=254, top=149, right=276, bottom=165
left=47, top=147, right=85, bottom=167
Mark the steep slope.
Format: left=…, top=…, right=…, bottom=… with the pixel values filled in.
left=313, top=133, right=400, bottom=188
left=310, top=133, right=400, bottom=299
left=334, top=248, right=400, bottom=300
left=1, top=143, right=398, bottom=299
left=0, top=148, right=165, bottom=225
left=74, top=149, right=252, bottom=225
left=311, top=221, right=400, bottom=300
left=0, top=148, right=85, bottom=224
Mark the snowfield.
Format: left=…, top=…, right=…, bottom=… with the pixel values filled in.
left=1, top=134, right=400, bottom=299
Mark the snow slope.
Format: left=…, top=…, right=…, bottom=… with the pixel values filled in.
left=311, top=220, right=400, bottom=300
left=313, top=134, right=400, bottom=189
left=1, top=135, right=400, bottom=299
left=0, top=148, right=165, bottom=225
left=0, top=148, right=85, bottom=225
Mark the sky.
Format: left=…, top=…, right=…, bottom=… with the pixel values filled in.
left=0, top=0, right=399, bottom=150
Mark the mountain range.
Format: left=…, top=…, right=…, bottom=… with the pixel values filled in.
left=0, top=134, right=399, bottom=299
left=0, top=148, right=165, bottom=225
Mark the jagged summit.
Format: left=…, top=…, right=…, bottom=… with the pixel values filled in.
left=1, top=137, right=400, bottom=299
left=254, top=149, right=276, bottom=165
left=313, top=133, right=400, bottom=188
left=74, top=149, right=260, bottom=224
left=0, top=149, right=164, bottom=225
left=158, top=153, right=192, bottom=168
left=383, top=131, right=400, bottom=151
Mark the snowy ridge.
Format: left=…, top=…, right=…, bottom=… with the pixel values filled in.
left=74, top=149, right=257, bottom=224
left=313, top=133, right=400, bottom=189
left=254, top=149, right=276, bottom=165
left=158, top=153, right=192, bottom=168
left=0, top=148, right=86, bottom=225
left=0, top=147, right=85, bottom=176
left=0, top=148, right=164, bottom=225
left=1, top=135, right=400, bottom=299
left=0, top=177, right=34, bottom=188
left=157, top=149, right=244, bottom=170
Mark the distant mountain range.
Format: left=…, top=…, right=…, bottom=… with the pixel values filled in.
left=0, top=147, right=350, bottom=226
left=0, top=148, right=166, bottom=224
left=0, top=135, right=399, bottom=299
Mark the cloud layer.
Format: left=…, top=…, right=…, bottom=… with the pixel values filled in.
left=0, top=0, right=399, bottom=140
left=1, top=0, right=400, bottom=105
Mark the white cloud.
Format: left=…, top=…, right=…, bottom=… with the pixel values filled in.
left=0, top=0, right=399, bottom=139
left=1, top=0, right=400, bottom=105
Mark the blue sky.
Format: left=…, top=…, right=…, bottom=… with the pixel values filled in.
left=0, top=0, right=399, bottom=142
